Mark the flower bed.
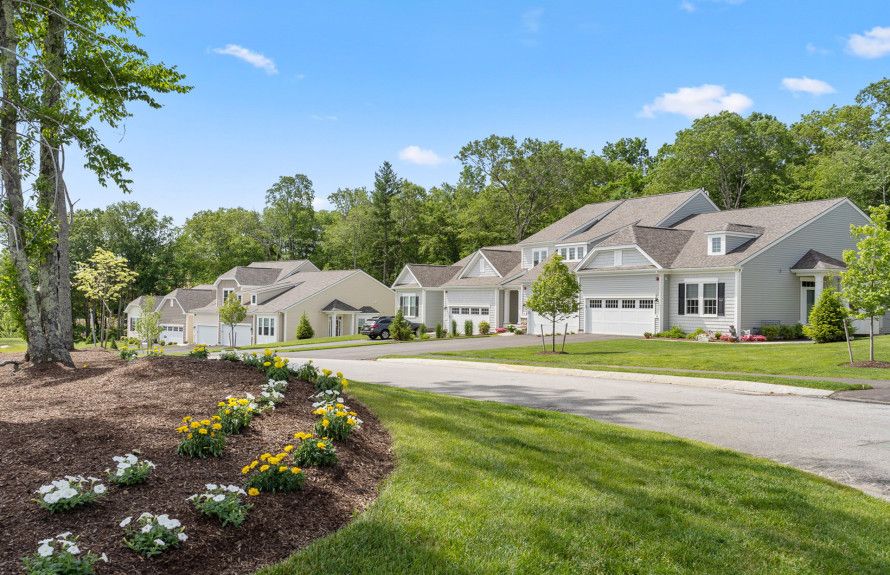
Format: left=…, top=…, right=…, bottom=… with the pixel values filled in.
left=0, top=350, right=393, bottom=575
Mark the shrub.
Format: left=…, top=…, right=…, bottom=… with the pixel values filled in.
left=257, top=379, right=288, bottom=411
left=720, top=332, right=736, bottom=342
left=176, top=416, right=225, bottom=458
left=418, top=323, right=428, bottom=336
left=264, top=356, right=290, bottom=381
left=761, top=323, right=805, bottom=341
left=315, top=368, right=347, bottom=393
left=296, top=312, right=314, bottom=339
left=219, top=350, right=240, bottom=362
left=686, top=328, right=707, bottom=340
left=189, top=484, right=251, bottom=527
left=292, top=360, right=319, bottom=383
left=23, top=533, right=106, bottom=575
left=390, top=309, right=414, bottom=340
left=292, top=432, right=338, bottom=467
left=146, top=345, right=163, bottom=358
left=478, top=321, right=490, bottom=335
left=313, top=399, right=363, bottom=441
left=242, top=352, right=263, bottom=368
left=217, top=396, right=257, bottom=434
left=804, top=287, right=851, bottom=343
left=242, top=451, right=305, bottom=493
left=514, top=328, right=524, bottom=335
left=435, top=323, right=445, bottom=338
left=464, top=320, right=473, bottom=336
left=119, top=344, right=138, bottom=361
left=35, top=476, right=106, bottom=513
left=740, top=334, right=767, bottom=342
left=655, top=326, right=686, bottom=339
left=188, top=344, right=209, bottom=359
left=107, top=453, right=155, bottom=486
left=643, top=332, right=653, bottom=339
left=451, top=319, right=458, bottom=338
left=121, top=513, right=187, bottom=557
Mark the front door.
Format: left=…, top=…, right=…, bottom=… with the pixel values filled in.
left=335, top=316, right=343, bottom=337
left=801, top=280, right=816, bottom=323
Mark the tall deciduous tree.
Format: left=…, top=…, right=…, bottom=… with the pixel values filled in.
left=525, top=255, right=580, bottom=352
left=263, top=174, right=319, bottom=259
left=0, top=0, right=188, bottom=365
left=73, top=248, right=138, bottom=347
left=175, top=208, right=270, bottom=284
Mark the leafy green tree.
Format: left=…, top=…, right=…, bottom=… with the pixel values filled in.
left=526, top=255, right=580, bottom=352
left=219, top=292, right=248, bottom=348
left=264, top=174, right=319, bottom=259
left=842, top=205, right=890, bottom=361
left=175, top=208, right=270, bottom=284
left=602, top=137, right=653, bottom=173
left=326, top=187, right=372, bottom=269
left=73, top=248, right=138, bottom=347
left=296, top=312, right=314, bottom=340
left=390, top=309, right=414, bottom=341
left=136, top=296, right=162, bottom=348
left=371, top=161, right=401, bottom=283
left=803, top=287, right=851, bottom=343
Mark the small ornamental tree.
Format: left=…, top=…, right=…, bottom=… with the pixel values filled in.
left=390, top=309, right=414, bottom=340
left=803, top=287, right=851, bottom=343
left=136, top=296, right=162, bottom=348
left=842, top=205, right=890, bottom=361
left=74, top=248, right=138, bottom=347
left=526, top=255, right=580, bottom=352
left=296, top=312, right=314, bottom=339
left=219, top=292, right=248, bottom=347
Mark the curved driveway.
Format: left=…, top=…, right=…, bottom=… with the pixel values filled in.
left=281, top=348, right=890, bottom=501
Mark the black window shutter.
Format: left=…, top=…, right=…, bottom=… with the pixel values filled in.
left=717, top=283, right=726, bottom=316
left=678, top=283, right=685, bottom=316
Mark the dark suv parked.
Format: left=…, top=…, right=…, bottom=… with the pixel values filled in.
left=363, top=316, right=420, bottom=340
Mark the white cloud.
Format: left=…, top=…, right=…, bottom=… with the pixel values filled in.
left=679, top=1, right=696, bottom=13
left=310, top=114, right=338, bottom=121
left=521, top=8, right=544, bottom=33
left=805, top=42, right=830, bottom=55
left=212, top=44, right=278, bottom=74
left=781, top=76, right=835, bottom=96
left=847, top=26, right=890, bottom=59
left=398, top=145, right=445, bottom=166
left=639, top=84, right=752, bottom=119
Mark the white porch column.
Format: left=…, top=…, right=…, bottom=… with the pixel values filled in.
left=814, top=272, right=825, bottom=303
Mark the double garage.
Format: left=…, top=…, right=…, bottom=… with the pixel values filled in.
left=194, top=324, right=251, bottom=346
left=580, top=273, right=659, bottom=336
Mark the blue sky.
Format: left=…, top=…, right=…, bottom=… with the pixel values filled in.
left=66, top=0, right=890, bottom=223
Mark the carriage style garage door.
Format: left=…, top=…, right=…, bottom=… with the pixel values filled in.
left=448, top=306, right=490, bottom=334
left=195, top=325, right=218, bottom=345
left=585, top=297, right=655, bottom=336
left=159, top=325, right=184, bottom=345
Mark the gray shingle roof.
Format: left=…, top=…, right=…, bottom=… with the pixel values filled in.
left=443, top=247, right=523, bottom=287
left=170, top=287, right=216, bottom=312
left=321, top=299, right=359, bottom=312
left=791, top=249, right=846, bottom=271
left=126, top=295, right=162, bottom=311
left=403, top=264, right=462, bottom=287
left=479, top=248, right=521, bottom=276
left=249, top=270, right=359, bottom=312
left=520, top=200, right=623, bottom=244
left=596, top=225, right=694, bottom=268
left=359, top=306, right=379, bottom=313
left=217, top=260, right=316, bottom=285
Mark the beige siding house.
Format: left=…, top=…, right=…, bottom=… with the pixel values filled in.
left=124, top=286, right=215, bottom=344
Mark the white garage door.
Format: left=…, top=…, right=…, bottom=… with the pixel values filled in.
left=448, top=306, right=490, bottom=335
left=195, top=325, right=218, bottom=345
left=586, top=297, right=655, bottom=336
left=159, top=324, right=184, bottom=345
left=220, top=324, right=252, bottom=347
left=528, top=310, right=579, bottom=336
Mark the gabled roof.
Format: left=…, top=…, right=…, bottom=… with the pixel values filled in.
left=594, top=225, right=694, bottom=268
left=359, top=306, right=379, bottom=313
left=520, top=200, right=623, bottom=245
left=791, top=249, right=846, bottom=271
left=716, top=223, right=765, bottom=235
left=249, top=270, right=360, bottom=312
left=216, top=260, right=316, bottom=286
left=401, top=264, right=462, bottom=287
left=125, top=295, right=161, bottom=312
left=445, top=247, right=523, bottom=287
left=322, top=299, right=359, bottom=312
left=479, top=248, right=522, bottom=276
left=168, top=287, right=215, bottom=312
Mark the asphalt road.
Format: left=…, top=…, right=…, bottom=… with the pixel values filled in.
left=285, top=355, right=890, bottom=500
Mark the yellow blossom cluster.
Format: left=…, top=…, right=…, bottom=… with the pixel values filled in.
left=175, top=415, right=223, bottom=438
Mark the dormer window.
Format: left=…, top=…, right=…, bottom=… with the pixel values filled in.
left=532, top=248, right=548, bottom=266
left=251, top=294, right=257, bottom=305
left=708, top=234, right=725, bottom=256
left=222, top=288, right=234, bottom=302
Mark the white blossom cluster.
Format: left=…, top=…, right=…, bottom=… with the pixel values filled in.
left=35, top=475, right=105, bottom=508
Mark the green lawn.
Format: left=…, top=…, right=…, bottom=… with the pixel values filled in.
left=0, top=337, right=26, bottom=353
left=238, top=334, right=367, bottom=350
left=260, top=383, right=889, bottom=575
left=412, top=336, right=890, bottom=385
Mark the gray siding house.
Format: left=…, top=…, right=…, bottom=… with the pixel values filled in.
left=394, top=189, right=882, bottom=336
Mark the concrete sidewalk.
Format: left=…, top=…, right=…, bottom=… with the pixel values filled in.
left=379, top=357, right=835, bottom=398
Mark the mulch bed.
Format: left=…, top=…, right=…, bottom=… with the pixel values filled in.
left=847, top=360, right=890, bottom=369
left=0, top=350, right=394, bottom=574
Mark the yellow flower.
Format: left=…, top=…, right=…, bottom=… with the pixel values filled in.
left=211, top=415, right=221, bottom=421
left=293, top=432, right=313, bottom=440
left=225, top=409, right=232, bottom=415
left=336, top=371, right=343, bottom=378
left=322, top=418, right=330, bottom=428
left=212, top=423, right=222, bottom=430
left=250, top=460, right=259, bottom=468
left=238, top=398, right=249, bottom=406
left=342, top=379, right=349, bottom=388
left=312, top=408, right=325, bottom=415
left=176, top=425, right=188, bottom=433
left=247, top=487, right=260, bottom=496
left=190, top=421, right=201, bottom=429
left=263, top=361, right=271, bottom=367
left=200, top=419, right=211, bottom=426
left=241, top=465, right=251, bottom=474
left=290, top=467, right=301, bottom=474
left=347, top=417, right=356, bottom=426
left=335, top=410, right=347, bottom=417
left=182, top=416, right=192, bottom=423
left=198, top=428, right=208, bottom=435
left=187, top=433, right=193, bottom=439
left=322, top=369, right=332, bottom=376
left=260, top=453, right=271, bottom=461
left=217, top=401, right=225, bottom=407
left=260, top=464, right=270, bottom=472
left=335, top=403, right=344, bottom=409
left=316, top=441, right=326, bottom=449
left=264, top=349, right=272, bottom=356
left=278, top=466, right=288, bottom=472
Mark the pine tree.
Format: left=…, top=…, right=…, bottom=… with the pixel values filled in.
left=803, top=287, right=851, bottom=343
left=296, top=312, right=314, bottom=340
left=371, top=161, right=401, bottom=283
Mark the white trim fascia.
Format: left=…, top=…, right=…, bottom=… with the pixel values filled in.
left=578, top=244, right=662, bottom=270
left=574, top=268, right=659, bottom=277
left=734, top=268, right=742, bottom=331
left=706, top=230, right=761, bottom=239
left=459, top=251, right=503, bottom=279
left=736, top=199, right=857, bottom=267
left=391, top=265, right=420, bottom=288
left=655, top=189, right=720, bottom=227
left=663, top=267, right=740, bottom=274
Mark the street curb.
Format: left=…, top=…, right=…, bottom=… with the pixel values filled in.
left=377, top=358, right=835, bottom=398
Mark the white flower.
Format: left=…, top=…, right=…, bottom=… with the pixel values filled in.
left=37, top=484, right=53, bottom=494
left=205, top=483, right=217, bottom=491
left=93, top=484, right=107, bottom=494
left=139, top=512, right=153, bottom=521
left=212, top=493, right=225, bottom=502
left=37, top=542, right=54, bottom=557
left=141, top=525, right=152, bottom=534
left=67, top=545, right=80, bottom=555
left=177, top=532, right=188, bottom=542
left=153, top=539, right=166, bottom=547
left=100, top=553, right=108, bottom=562
left=119, top=516, right=132, bottom=528
left=226, top=485, right=240, bottom=493
left=125, top=454, right=138, bottom=464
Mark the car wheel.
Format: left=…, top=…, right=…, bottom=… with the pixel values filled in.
left=381, top=329, right=390, bottom=340
left=369, top=335, right=377, bottom=340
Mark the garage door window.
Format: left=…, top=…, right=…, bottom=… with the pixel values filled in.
left=589, top=299, right=602, bottom=308
left=621, top=299, right=636, bottom=309
left=604, top=299, right=619, bottom=309
left=460, top=307, right=470, bottom=315
left=639, top=299, right=654, bottom=309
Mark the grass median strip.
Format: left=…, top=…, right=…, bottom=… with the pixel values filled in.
left=260, top=382, right=889, bottom=575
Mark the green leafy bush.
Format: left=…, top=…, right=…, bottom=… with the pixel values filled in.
left=216, top=396, right=257, bottom=434
left=296, top=311, right=314, bottom=339
left=293, top=360, right=319, bottom=383
left=292, top=432, right=338, bottom=467
left=315, top=368, right=346, bottom=393
left=760, top=323, right=805, bottom=341
left=189, top=484, right=251, bottom=527
left=219, top=350, right=240, bottom=362
left=479, top=321, right=490, bottom=335
left=313, top=399, right=363, bottom=441
left=451, top=319, right=458, bottom=337
left=34, top=476, right=106, bottom=513
left=803, top=288, right=851, bottom=343
left=243, top=451, right=305, bottom=493
left=390, top=309, right=414, bottom=340
left=119, top=344, right=138, bottom=361
left=188, top=344, right=209, bottom=359
left=686, top=328, right=707, bottom=340
left=464, top=320, right=473, bottom=336
left=435, top=323, right=446, bottom=338
left=655, top=326, right=686, bottom=339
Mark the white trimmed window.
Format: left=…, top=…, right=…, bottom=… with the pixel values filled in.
left=222, top=288, right=234, bottom=302
left=532, top=248, right=549, bottom=266
left=250, top=294, right=257, bottom=304
left=685, top=283, right=699, bottom=315
left=258, top=316, right=276, bottom=337
left=702, top=283, right=718, bottom=315
left=621, top=299, right=636, bottom=309
left=639, top=299, right=654, bottom=309
left=399, top=295, right=418, bottom=317
left=129, top=317, right=137, bottom=331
